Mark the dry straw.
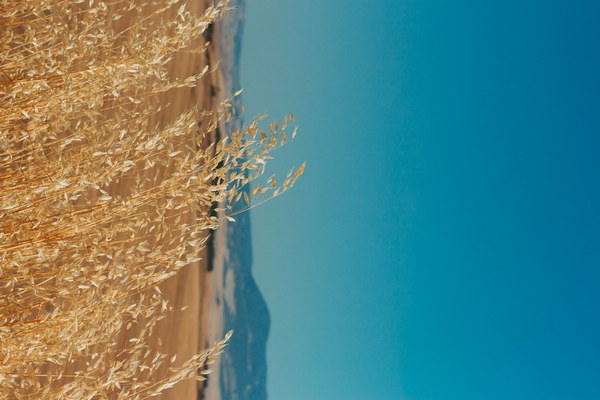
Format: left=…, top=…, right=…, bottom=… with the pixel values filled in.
left=0, top=0, right=302, bottom=398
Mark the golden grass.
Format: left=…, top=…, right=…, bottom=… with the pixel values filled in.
left=0, top=0, right=302, bottom=398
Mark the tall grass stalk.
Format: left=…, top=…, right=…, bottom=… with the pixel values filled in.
left=0, top=0, right=302, bottom=397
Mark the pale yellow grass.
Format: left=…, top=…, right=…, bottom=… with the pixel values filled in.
left=0, top=0, right=302, bottom=398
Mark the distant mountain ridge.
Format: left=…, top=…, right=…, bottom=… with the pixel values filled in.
left=204, top=1, right=271, bottom=399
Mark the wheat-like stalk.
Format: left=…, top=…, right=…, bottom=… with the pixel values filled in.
left=0, top=0, right=302, bottom=398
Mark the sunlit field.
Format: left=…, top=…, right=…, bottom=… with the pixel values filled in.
left=0, top=0, right=301, bottom=398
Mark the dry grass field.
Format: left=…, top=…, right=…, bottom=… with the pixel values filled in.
left=107, top=1, right=223, bottom=398
left=0, top=0, right=302, bottom=398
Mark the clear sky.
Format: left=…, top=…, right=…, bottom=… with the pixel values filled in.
left=239, top=1, right=600, bottom=399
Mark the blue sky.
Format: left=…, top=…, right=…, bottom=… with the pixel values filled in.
left=239, top=1, right=600, bottom=399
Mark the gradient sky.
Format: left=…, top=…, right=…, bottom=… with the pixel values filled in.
left=239, top=1, right=600, bottom=399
